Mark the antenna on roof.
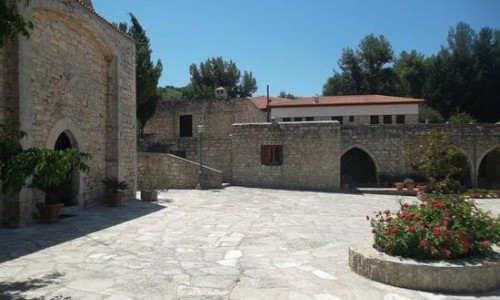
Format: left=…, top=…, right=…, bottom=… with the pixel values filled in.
left=267, top=85, right=271, bottom=122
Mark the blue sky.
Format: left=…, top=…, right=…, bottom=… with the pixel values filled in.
left=93, top=0, right=500, bottom=97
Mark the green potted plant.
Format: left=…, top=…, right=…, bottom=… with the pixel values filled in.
left=1, top=148, right=90, bottom=223
left=341, top=174, right=352, bottom=189
left=102, top=177, right=129, bottom=207
left=138, top=164, right=169, bottom=202
left=403, top=178, right=415, bottom=191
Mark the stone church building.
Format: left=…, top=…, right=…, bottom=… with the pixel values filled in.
left=0, top=0, right=137, bottom=227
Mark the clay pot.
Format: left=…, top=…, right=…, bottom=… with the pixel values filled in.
left=107, top=192, right=124, bottom=207
left=36, top=203, right=64, bottom=223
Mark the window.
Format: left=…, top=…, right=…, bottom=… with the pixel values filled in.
left=370, top=115, right=379, bottom=125
left=305, top=117, right=314, bottom=121
left=349, top=116, right=354, bottom=122
left=331, top=116, right=343, bottom=124
left=396, top=115, right=405, bottom=124
left=294, top=117, right=303, bottom=121
left=283, top=117, right=291, bottom=122
left=261, top=145, right=283, bottom=165
left=179, top=115, right=193, bottom=137
left=383, top=115, right=392, bottom=124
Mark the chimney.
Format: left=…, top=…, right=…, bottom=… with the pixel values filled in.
left=215, top=87, right=228, bottom=100
left=314, top=94, right=320, bottom=104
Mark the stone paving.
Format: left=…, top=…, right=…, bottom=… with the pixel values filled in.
left=0, top=187, right=499, bottom=300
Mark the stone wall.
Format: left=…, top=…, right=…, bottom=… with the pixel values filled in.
left=143, top=98, right=267, bottom=181
left=0, top=0, right=136, bottom=227
left=232, top=121, right=342, bottom=190
left=138, top=153, right=222, bottom=189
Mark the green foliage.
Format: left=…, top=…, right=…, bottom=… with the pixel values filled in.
left=121, top=14, right=163, bottom=132
left=403, top=178, right=414, bottom=184
left=448, top=111, right=477, bottom=124
left=406, top=130, right=464, bottom=193
left=137, top=164, right=169, bottom=191
left=323, top=34, right=394, bottom=95
left=102, top=177, right=129, bottom=193
left=185, top=57, right=258, bottom=99
left=278, top=91, right=297, bottom=99
left=394, top=50, right=426, bottom=97
left=418, top=105, right=444, bottom=124
left=0, top=123, right=26, bottom=164
left=0, top=0, right=33, bottom=47
left=369, top=196, right=500, bottom=260
left=158, top=86, right=184, bottom=102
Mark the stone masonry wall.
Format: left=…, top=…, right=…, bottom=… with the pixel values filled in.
left=138, top=153, right=222, bottom=189
left=340, top=124, right=500, bottom=181
left=0, top=0, right=136, bottom=227
left=144, top=98, right=267, bottom=181
left=232, top=121, right=341, bottom=190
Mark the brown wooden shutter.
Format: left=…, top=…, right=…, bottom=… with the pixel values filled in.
left=261, top=145, right=271, bottom=164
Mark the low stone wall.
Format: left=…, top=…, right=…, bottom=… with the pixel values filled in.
left=137, top=153, right=222, bottom=189
left=349, top=242, right=500, bottom=293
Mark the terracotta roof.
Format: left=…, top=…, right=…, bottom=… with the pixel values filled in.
left=250, top=96, right=292, bottom=110
left=268, top=95, right=425, bottom=108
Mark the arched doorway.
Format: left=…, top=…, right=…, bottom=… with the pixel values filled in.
left=478, top=147, right=500, bottom=189
left=341, top=147, right=377, bottom=186
left=54, top=131, right=78, bottom=206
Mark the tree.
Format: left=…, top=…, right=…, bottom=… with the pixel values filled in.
left=448, top=111, right=477, bottom=124
left=323, top=34, right=394, bottom=96
left=185, top=57, right=257, bottom=99
left=0, top=0, right=33, bottom=47
left=278, top=91, right=297, bottom=99
left=394, top=50, right=426, bottom=97
left=119, top=14, right=163, bottom=132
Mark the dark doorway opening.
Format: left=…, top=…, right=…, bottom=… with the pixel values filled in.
left=54, top=132, right=76, bottom=206
left=341, top=148, right=377, bottom=186
left=179, top=115, right=193, bottom=137
left=478, top=147, right=500, bottom=189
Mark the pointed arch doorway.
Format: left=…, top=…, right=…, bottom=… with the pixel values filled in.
left=54, top=131, right=80, bottom=207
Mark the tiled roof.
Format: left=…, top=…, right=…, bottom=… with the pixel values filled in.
left=250, top=96, right=292, bottom=110
left=268, top=95, right=425, bottom=108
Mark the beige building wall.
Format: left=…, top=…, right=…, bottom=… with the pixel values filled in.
left=0, top=0, right=136, bottom=227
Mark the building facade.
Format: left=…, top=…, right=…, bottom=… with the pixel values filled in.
left=0, top=0, right=137, bottom=227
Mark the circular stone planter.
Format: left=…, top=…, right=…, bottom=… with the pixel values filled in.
left=349, top=242, right=500, bottom=293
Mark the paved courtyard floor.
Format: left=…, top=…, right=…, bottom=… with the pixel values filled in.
left=1, top=187, right=499, bottom=300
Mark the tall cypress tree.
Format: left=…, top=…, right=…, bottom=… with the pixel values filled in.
left=0, top=0, right=33, bottom=47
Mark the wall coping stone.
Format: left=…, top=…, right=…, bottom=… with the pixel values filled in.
left=349, top=240, right=500, bottom=293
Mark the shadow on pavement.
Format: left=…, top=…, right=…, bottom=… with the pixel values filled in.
left=0, top=199, right=165, bottom=264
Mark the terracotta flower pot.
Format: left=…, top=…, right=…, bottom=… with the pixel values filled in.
left=395, top=182, right=404, bottom=192
left=141, top=190, right=158, bottom=202
left=36, top=203, right=64, bottom=223
left=107, top=192, right=124, bottom=207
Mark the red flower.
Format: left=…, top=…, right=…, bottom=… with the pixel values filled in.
left=408, top=225, right=415, bottom=233
left=402, top=203, right=409, bottom=208
left=372, top=228, right=377, bottom=233
left=441, top=216, right=450, bottom=227
left=419, top=240, right=427, bottom=247
left=384, top=210, right=391, bottom=216
left=482, top=240, right=491, bottom=248
left=432, top=227, right=441, bottom=238
left=441, top=248, right=451, bottom=257
left=403, top=211, right=412, bottom=220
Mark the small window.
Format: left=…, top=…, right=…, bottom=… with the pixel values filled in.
left=370, top=115, right=379, bottom=125
left=383, top=115, right=392, bottom=124
left=396, top=115, right=405, bottom=124
left=349, top=116, right=354, bottom=122
left=261, top=145, right=283, bottom=166
left=283, top=117, right=291, bottom=122
left=179, top=115, right=193, bottom=137
left=331, top=116, right=343, bottom=124
left=305, top=117, right=314, bottom=121
left=294, top=117, right=303, bottom=121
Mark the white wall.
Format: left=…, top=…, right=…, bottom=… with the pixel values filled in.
left=271, top=104, right=419, bottom=119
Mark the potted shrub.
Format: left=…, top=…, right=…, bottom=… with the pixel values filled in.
left=403, top=178, right=415, bottom=191
left=1, top=148, right=90, bottom=223
left=395, top=182, right=404, bottom=191
left=138, top=164, right=169, bottom=202
left=102, top=177, right=128, bottom=207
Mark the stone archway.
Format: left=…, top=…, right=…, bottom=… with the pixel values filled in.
left=341, top=147, right=378, bottom=186
left=47, top=119, right=86, bottom=206
left=478, top=146, right=500, bottom=189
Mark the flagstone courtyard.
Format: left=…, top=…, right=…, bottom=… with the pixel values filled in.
left=0, top=187, right=499, bottom=300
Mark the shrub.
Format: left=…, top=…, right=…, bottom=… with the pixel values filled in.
left=369, top=195, right=500, bottom=260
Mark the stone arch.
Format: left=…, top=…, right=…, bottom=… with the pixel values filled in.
left=444, top=145, right=472, bottom=188
left=46, top=118, right=86, bottom=206
left=341, top=146, right=378, bottom=186
left=477, top=145, right=500, bottom=189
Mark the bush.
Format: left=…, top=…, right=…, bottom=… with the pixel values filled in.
left=369, top=195, right=500, bottom=260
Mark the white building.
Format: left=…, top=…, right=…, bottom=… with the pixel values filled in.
left=251, top=95, right=424, bottom=125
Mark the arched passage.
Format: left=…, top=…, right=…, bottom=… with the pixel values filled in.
left=53, top=131, right=80, bottom=207
left=478, top=147, right=500, bottom=189
left=341, top=147, right=377, bottom=186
